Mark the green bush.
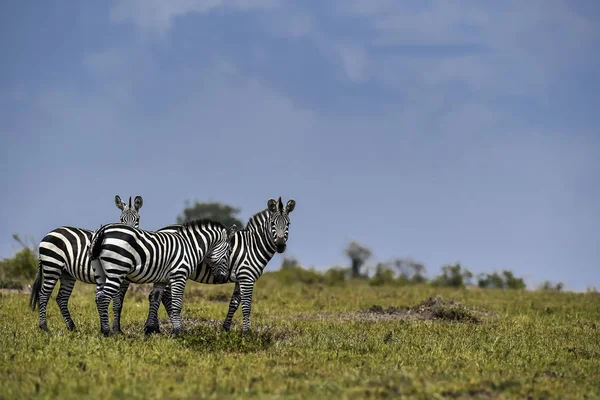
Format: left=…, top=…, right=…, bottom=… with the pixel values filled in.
left=0, top=279, right=24, bottom=290
left=478, top=270, right=526, bottom=290
left=0, top=247, right=37, bottom=283
left=432, top=263, right=473, bottom=288
left=0, top=234, right=38, bottom=286
left=538, top=280, right=564, bottom=292
left=323, top=267, right=349, bottom=286
left=280, top=257, right=300, bottom=270
left=369, top=263, right=396, bottom=286
left=274, top=265, right=324, bottom=285
left=271, top=265, right=351, bottom=287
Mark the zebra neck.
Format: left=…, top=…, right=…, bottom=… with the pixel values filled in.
left=253, top=219, right=278, bottom=269
left=179, top=226, right=208, bottom=262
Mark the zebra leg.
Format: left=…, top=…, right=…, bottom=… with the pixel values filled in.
left=159, top=284, right=174, bottom=332
left=38, top=270, right=60, bottom=332
left=161, top=284, right=173, bottom=320
left=96, top=277, right=124, bottom=337
left=239, top=281, right=255, bottom=332
left=111, top=280, right=130, bottom=334
left=56, top=274, right=77, bottom=331
left=168, top=278, right=188, bottom=335
left=144, top=283, right=165, bottom=335
left=223, top=282, right=241, bottom=332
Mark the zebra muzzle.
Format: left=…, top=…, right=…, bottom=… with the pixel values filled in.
left=214, top=273, right=228, bottom=284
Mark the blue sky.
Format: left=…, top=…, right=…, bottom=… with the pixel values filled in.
left=1, top=0, right=599, bottom=291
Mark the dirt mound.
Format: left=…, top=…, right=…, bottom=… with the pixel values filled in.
left=410, top=296, right=481, bottom=323
left=359, top=297, right=482, bottom=323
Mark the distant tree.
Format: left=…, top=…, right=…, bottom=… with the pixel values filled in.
left=345, top=241, right=372, bottom=278
left=585, top=286, right=598, bottom=294
left=477, top=270, right=525, bottom=290
left=281, top=257, right=300, bottom=270
left=432, top=262, right=473, bottom=288
left=323, top=267, right=350, bottom=286
left=501, top=270, right=526, bottom=290
left=369, top=263, right=395, bottom=286
left=0, top=234, right=38, bottom=281
left=477, top=272, right=505, bottom=289
left=539, top=280, right=564, bottom=292
left=176, top=200, right=244, bottom=228
left=392, top=257, right=428, bottom=283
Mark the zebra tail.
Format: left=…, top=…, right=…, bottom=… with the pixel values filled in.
left=88, top=225, right=107, bottom=260
left=29, top=259, right=43, bottom=311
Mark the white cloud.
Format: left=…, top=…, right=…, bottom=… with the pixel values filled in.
left=110, top=0, right=282, bottom=33
left=108, top=0, right=599, bottom=97
left=330, top=0, right=599, bottom=95
left=336, top=45, right=368, bottom=82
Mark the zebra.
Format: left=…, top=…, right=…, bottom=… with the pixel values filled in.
left=30, top=195, right=143, bottom=332
left=144, top=197, right=296, bottom=333
left=88, top=219, right=237, bottom=336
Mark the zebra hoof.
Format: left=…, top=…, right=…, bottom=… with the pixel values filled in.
left=67, top=323, right=77, bottom=332
left=144, top=325, right=160, bottom=335
left=112, top=328, right=123, bottom=335
left=39, top=323, right=49, bottom=332
left=171, top=327, right=185, bottom=336
left=222, top=324, right=230, bottom=332
left=101, top=329, right=111, bottom=337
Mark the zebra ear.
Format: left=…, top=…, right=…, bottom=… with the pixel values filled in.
left=227, top=224, right=238, bottom=239
left=134, top=196, right=143, bottom=210
left=285, top=199, right=296, bottom=214
left=267, top=198, right=278, bottom=212
left=115, top=195, right=125, bottom=210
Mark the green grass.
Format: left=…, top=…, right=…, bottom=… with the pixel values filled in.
left=1, top=273, right=599, bottom=399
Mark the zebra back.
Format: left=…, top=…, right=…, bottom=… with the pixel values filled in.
left=89, top=219, right=235, bottom=283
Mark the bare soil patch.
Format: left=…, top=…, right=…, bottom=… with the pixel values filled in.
left=290, top=297, right=490, bottom=323
left=358, top=296, right=483, bottom=323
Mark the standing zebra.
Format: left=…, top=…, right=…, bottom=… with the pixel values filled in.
left=30, top=195, right=143, bottom=332
left=145, top=197, right=296, bottom=333
left=88, top=219, right=236, bottom=336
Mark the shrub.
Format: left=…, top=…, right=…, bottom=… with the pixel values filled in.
left=432, top=263, right=473, bottom=288
left=478, top=270, right=526, bottom=290
left=369, top=263, right=395, bottom=286
left=0, top=279, right=24, bottom=290
left=0, top=234, right=38, bottom=282
left=538, top=280, right=564, bottom=292
left=280, top=257, right=300, bottom=270
left=323, top=267, right=349, bottom=286
left=274, top=265, right=324, bottom=285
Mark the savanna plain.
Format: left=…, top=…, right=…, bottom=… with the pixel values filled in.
left=1, top=270, right=599, bottom=399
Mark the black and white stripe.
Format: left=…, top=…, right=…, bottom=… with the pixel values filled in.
left=147, top=197, right=296, bottom=333
left=89, top=219, right=236, bottom=336
left=30, top=195, right=143, bottom=332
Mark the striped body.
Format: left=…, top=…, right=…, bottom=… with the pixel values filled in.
left=30, top=195, right=143, bottom=332
left=148, top=197, right=296, bottom=333
left=90, top=219, right=235, bottom=335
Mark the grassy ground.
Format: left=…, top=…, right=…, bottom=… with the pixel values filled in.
left=1, top=272, right=599, bottom=399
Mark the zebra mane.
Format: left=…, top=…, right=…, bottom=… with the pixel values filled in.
left=244, top=208, right=270, bottom=230
left=180, top=218, right=227, bottom=231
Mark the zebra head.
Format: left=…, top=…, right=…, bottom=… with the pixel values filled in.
left=115, top=195, right=143, bottom=228
left=208, top=224, right=238, bottom=284
left=267, top=197, right=296, bottom=253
